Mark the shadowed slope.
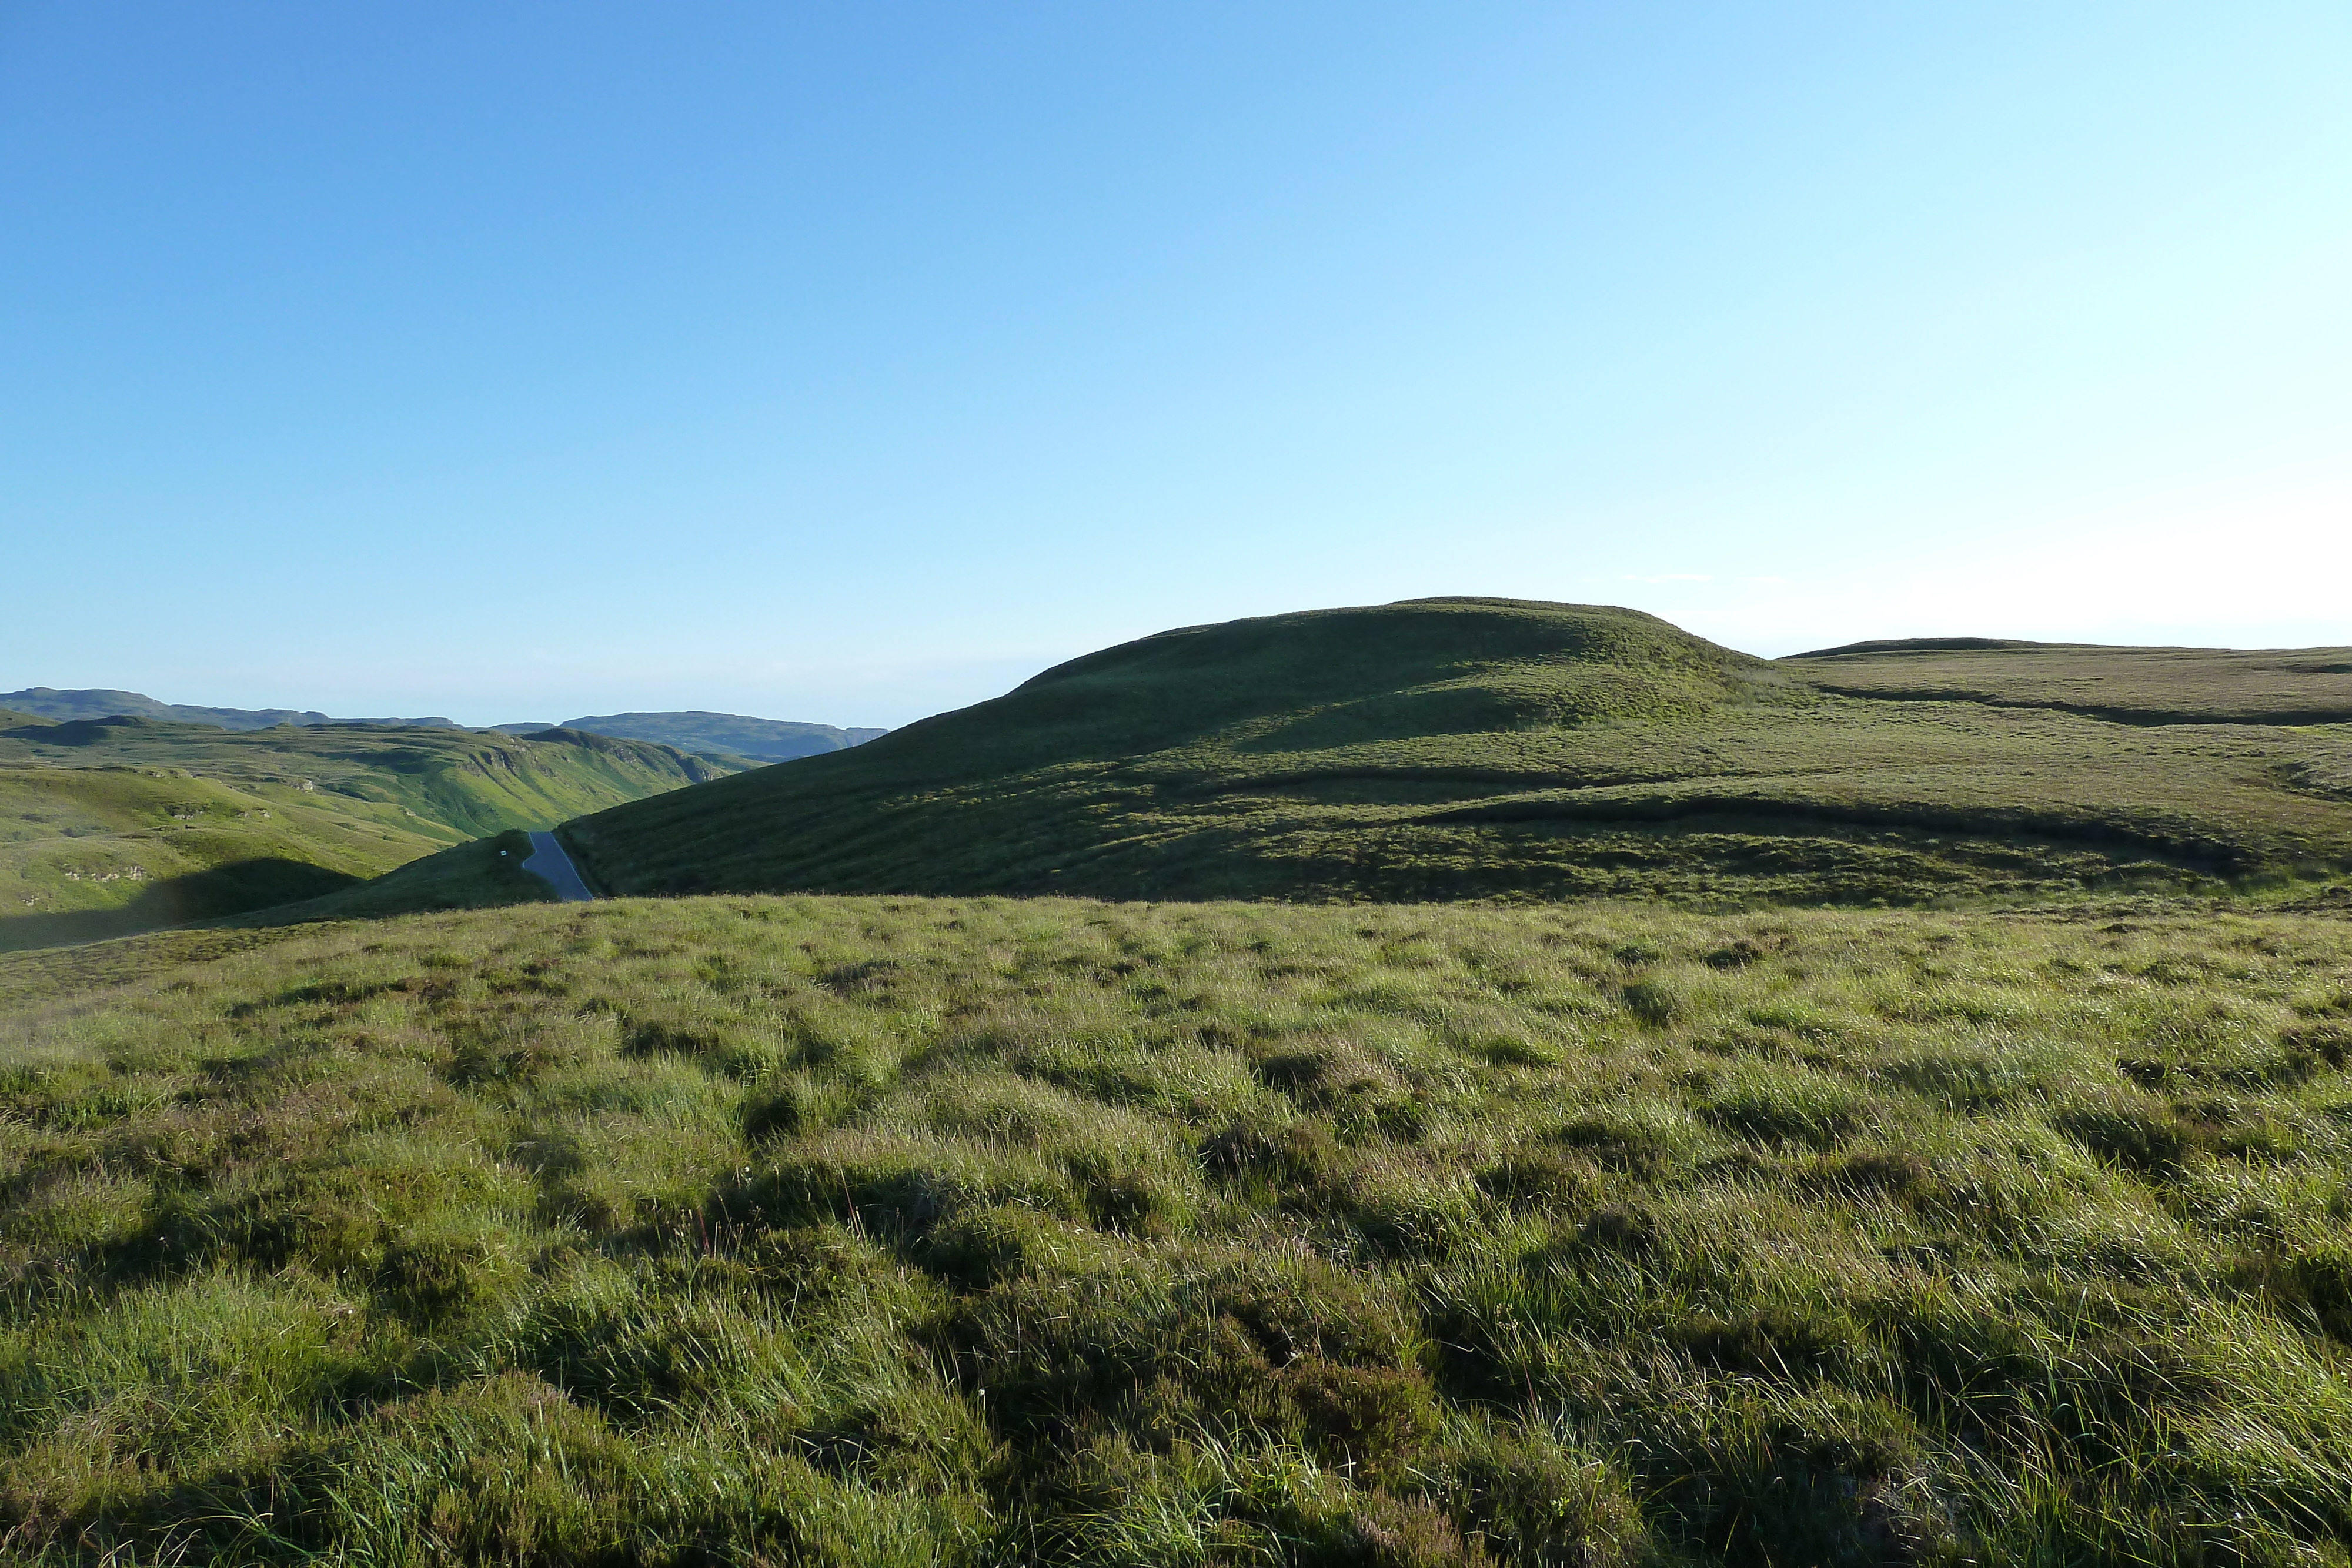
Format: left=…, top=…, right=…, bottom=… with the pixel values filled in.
left=562, top=598, right=2352, bottom=905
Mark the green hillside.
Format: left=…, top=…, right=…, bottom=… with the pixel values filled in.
left=0, top=720, right=743, bottom=950
left=561, top=597, right=2352, bottom=908
left=1785, top=638, right=2352, bottom=726
left=7, top=890, right=2352, bottom=1563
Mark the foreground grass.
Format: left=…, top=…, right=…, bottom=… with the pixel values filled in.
left=5, top=894, right=2352, bottom=1563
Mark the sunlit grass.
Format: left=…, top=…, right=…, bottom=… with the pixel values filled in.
left=4, top=892, right=2352, bottom=1562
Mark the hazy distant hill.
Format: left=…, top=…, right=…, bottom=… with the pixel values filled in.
left=4, top=690, right=889, bottom=762
left=0, top=687, right=460, bottom=730
left=515, top=711, right=888, bottom=762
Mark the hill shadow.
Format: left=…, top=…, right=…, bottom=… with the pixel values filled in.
left=0, top=858, right=364, bottom=952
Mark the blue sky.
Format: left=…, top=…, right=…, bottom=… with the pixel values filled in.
left=5, top=4, right=2348, bottom=727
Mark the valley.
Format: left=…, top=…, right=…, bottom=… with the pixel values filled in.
left=0, top=715, right=740, bottom=950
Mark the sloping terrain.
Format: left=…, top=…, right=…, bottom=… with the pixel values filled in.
left=0, top=720, right=743, bottom=948
left=1783, top=638, right=2352, bottom=725
left=562, top=598, right=2352, bottom=907
left=5, top=892, right=2352, bottom=1563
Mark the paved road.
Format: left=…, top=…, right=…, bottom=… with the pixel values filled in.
left=523, top=831, right=595, bottom=902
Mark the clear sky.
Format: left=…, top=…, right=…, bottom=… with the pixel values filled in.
left=5, top=4, right=2348, bottom=728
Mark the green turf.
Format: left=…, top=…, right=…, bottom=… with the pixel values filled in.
left=6, top=890, right=2352, bottom=1563
left=561, top=598, right=2352, bottom=908
left=0, top=720, right=743, bottom=950
left=1785, top=637, right=2352, bottom=725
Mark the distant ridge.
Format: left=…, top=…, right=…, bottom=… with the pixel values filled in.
left=532, top=711, right=888, bottom=763
left=0, top=691, right=886, bottom=758
left=0, top=687, right=459, bottom=731
left=1786, top=637, right=2074, bottom=659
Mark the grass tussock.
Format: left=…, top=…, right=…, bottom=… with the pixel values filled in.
left=4, top=893, right=2352, bottom=1562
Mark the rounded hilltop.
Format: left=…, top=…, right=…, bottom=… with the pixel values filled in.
left=1013, top=596, right=1762, bottom=698
left=555, top=596, right=2352, bottom=907
left=870, top=597, right=1780, bottom=778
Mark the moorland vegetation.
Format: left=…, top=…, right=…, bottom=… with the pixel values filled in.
left=5, top=893, right=2352, bottom=1563
left=8, top=597, right=2352, bottom=1566
left=1785, top=638, right=2352, bottom=726
left=563, top=599, right=2352, bottom=909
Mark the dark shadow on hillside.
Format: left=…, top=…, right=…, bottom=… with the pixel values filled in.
left=231, top=830, right=556, bottom=930
left=1800, top=683, right=2352, bottom=727
left=1, top=714, right=170, bottom=745
left=1425, top=795, right=2250, bottom=872
left=0, top=858, right=363, bottom=952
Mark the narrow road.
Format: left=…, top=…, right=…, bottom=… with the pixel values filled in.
left=523, top=830, right=595, bottom=902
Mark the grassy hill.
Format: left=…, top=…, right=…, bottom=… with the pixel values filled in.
left=1784, top=637, right=2352, bottom=726
left=561, top=597, right=2352, bottom=908
left=0, top=720, right=743, bottom=950
left=5, top=889, right=2352, bottom=1563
